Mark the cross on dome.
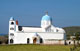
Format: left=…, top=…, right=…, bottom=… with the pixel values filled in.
left=41, top=12, right=52, bottom=21
left=45, top=11, right=48, bottom=15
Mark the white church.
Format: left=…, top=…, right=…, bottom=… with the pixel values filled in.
left=8, top=13, right=66, bottom=44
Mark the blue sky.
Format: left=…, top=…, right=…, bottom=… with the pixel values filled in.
left=0, top=0, right=80, bottom=34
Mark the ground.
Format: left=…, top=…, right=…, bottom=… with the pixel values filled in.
left=0, top=44, right=79, bottom=51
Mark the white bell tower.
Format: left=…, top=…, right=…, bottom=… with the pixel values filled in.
left=8, top=17, right=15, bottom=44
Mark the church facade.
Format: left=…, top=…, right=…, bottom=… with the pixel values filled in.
left=8, top=13, right=66, bottom=44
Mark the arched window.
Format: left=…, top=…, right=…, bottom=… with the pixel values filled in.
left=40, top=38, right=43, bottom=43
left=27, top=38, right=30, bottom=44
left=11, top=22, right=14, bottom=25
left=10, top=39, right=13, bottom=43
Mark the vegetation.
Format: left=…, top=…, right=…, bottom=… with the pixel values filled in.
left=0, top=44, right=74, bottom=51
left=63, top=26, right=80, bottom=40
left=63, top=26, right=80, bottom=35
left=75, top=32, right=80, bottom=40
left=0, top=36, right=8, bottom=44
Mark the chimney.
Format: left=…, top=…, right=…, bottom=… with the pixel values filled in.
left=16, top=20, right=18, bottom=25
left=16, top=20, right=19, bottom=31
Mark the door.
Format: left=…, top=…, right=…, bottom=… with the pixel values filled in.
left=33, top=38, right=37, bottom=44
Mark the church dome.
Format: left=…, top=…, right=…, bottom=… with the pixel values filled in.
left=41, top=14, right=52, bottom=21
left=10, top=17, right=14, bottom=20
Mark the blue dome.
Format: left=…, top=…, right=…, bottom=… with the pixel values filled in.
left=41, top=15, right=52, bottom=21
left=10, top=17, right=14, bottom=20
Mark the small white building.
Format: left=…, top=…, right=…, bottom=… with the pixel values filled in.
left=8, top=13, right=66, bottom=44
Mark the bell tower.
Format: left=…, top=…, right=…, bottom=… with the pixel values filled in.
left=9, top=17, right=15, bottom=44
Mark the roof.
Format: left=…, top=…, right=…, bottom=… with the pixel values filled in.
left=19, top=26, right=41, bottom=28
left=41, top=14, right=52, bottom=21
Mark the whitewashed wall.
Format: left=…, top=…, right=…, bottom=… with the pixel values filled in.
left=13, top=32, right=65, bottom=44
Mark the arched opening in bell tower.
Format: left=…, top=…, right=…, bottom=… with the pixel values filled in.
left=10, top=39, right=14, bottom=44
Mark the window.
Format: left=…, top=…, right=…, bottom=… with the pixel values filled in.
left=10, top=39, right=13, bottom=43
left=27, top=38, right=30, bottom=44
left=18, top=26, right=22, bottom=31
left=10, top=33, right=14, bottom=36
left=10, top=28, right=14, bottom=30
left=40, top=38, right=43, bottom=43
left=11, top=22, right=14, bottom=25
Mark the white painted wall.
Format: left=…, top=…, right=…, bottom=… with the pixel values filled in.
left=9, top=20, right=16, bottom=44
left=22, top=27, right=43, bottom=32
left=13, top=32, right=65, bottom=44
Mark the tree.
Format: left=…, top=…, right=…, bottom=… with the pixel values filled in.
left=75, top=32, right=80, bottom=40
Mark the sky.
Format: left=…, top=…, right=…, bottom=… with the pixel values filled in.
left=0, top=0, right=80, bottom=34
